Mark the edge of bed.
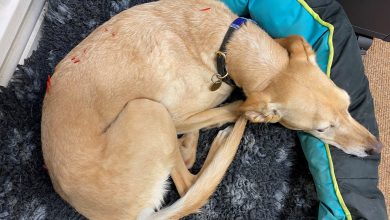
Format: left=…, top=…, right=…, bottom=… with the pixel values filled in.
left=223, top=0, right=352, bottom=219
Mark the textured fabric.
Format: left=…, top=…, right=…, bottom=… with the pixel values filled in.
left=0, top=0, right=317, bottom=219
left=363, top=39, right=390, bottom=217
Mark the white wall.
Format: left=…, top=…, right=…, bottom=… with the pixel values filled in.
left=0, top=0, right=46, bottom=87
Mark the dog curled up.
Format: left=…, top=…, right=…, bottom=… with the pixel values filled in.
left=41, top=0, right=383, bottom=219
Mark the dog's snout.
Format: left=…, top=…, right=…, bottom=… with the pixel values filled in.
left=365, top=139, right=384, bottom=155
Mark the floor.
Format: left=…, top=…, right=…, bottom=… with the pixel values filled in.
left=363, top=39, right=390, bottom=214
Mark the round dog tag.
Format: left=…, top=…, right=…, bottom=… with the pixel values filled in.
left=210, top=81, right=222, bottom=91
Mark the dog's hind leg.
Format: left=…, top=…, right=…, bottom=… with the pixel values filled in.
left=147, top=117, right=248, bottom=220
left=171, top=146, right=196, bottom=197
left=76, top=98, right=178, bottom=219
left=178, top=131, right=199, bottom=169
left=165, top=126, right=235, bottom=200
left=172, top=110, right=239, bottom=196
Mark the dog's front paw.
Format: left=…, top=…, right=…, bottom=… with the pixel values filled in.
left=213, top=126, right=233, bottom=147
left=244, top=110, right=280, bottom=123
left=244, top=111, right=265, bottom=123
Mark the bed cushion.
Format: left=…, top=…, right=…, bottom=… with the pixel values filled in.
left=223, top=0, right=387, bottom=219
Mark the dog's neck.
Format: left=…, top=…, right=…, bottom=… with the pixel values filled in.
left=224, top=22, right=290, bottom=94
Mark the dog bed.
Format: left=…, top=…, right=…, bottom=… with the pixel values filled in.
left=0, top=0, right=386, bottom=219
left=223, top=0, right=388, bottom=219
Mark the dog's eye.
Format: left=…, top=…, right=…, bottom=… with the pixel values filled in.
left=316, top=124, right=334, bottom=133
left=316, top=126, right=330, bottom=132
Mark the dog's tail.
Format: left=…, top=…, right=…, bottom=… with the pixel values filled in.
left=140, top=116, right=247, bottom=220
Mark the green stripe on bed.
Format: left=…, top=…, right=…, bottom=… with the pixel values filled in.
left=222, top=0, right=351, bottom=219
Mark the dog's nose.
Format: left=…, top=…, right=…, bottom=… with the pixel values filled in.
left=365, top=139, right=384, bottom=155
left=365, top=149, right=377, bottom=155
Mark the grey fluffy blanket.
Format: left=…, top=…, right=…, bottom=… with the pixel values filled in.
left=0, top=1, right=317, bottom=219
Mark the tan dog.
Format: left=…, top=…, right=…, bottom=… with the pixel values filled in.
left=41, top=0, right=382, bottom=219
left=241, top=36, right=383, bottom=157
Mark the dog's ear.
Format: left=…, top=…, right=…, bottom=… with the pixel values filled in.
left=239, top=94, right=281, bottom=123
left=275, top=35, right=317, bottom=66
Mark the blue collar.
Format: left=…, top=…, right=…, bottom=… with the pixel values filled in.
left=230, top=17, right=251, bottom=29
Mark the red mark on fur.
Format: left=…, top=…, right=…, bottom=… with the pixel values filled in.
left=200, top=7, right=211, bottom=11
left=111, top=32, right=116, bottom=37
left=71, top=56, right=80, bottom=63
left=46, top=75, right=52, bottom=92
left=43, top=164, right=48, bottom=170
left=104, top=28, right=108, bottom=32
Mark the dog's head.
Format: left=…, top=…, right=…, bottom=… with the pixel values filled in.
left=239, top=35, right=383, bottom=157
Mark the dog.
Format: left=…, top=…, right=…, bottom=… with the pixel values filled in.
left=41, top=0, right=383, bottom=219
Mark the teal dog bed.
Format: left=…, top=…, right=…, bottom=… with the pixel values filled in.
left=223, top=0, right=387, bottom=219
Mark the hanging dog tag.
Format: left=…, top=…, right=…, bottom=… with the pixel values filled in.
left=210, top=80, right=222, bottom=91
left=210, top=74, right=223, bottom=91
